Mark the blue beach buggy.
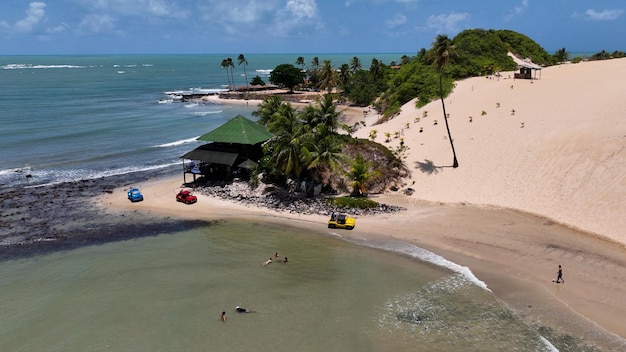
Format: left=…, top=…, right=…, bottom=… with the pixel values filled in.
left=127, top=188, right=144, bottom=202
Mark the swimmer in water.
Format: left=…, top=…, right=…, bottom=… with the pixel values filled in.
left=235, top=306, right=255, bottom=313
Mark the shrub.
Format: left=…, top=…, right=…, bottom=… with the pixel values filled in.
left=327, top=197, right=379, bottom=209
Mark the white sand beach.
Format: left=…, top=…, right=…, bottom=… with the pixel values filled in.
left=100, top=58, right=626, bottom=348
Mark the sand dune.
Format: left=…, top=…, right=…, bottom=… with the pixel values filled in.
left=352, top=58, right=626, bottom=245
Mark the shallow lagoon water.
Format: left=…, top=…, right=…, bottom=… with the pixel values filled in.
left=0, top=220, right=555, bottom=352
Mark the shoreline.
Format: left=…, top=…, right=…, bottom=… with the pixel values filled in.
left=99, top=176, right=626, bottom=350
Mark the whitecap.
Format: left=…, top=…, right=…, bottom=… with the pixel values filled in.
left=0, top=166, right=32, bottom=176
left=2, top=64, right=85, bottom=70
left=153, top=137, right=200, bottom=148
left=190, top=110, right=223, bottom=116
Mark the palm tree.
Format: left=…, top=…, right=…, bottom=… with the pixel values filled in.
left=311, top=57, right=320, bottom=70
left=554, top=48, right=569, bottom=63
left=369, top=58, right=385, bottom=81
left=237, top=54, right=249, bottom=92
left=252, top=95, right=285, bottom=125
left=318, top=60, right=337, bottom=94
left=226, top=57, right=235, bottom=90
left=220, top=58, right=233, bottom=90
left=266, top=104, right=311, bottom=180
left=350, top=56, right=362, bottom=72
left=307, top=131, right=345, bottom=188
left=296, top=56, right=305, bottom=70
left=345, top=154, right=379, bottom=197
left=316, top=94, right=340, bottom=133
left=428, top=34, right=459, bottom=168
left=338, top=63, right=351, bottom=90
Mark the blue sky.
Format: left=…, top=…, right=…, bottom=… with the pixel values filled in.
left=1, top=0, right=624, bottom=55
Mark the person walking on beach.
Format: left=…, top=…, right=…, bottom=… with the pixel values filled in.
left=555, top=265, right=564, bottom=283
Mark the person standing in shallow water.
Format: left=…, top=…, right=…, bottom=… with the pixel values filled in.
left=556, top=265, right=564, bottom=283
left=220, top=311, right=227, bottom=322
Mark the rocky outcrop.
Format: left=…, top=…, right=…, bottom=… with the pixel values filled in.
left=196, top=181, right=405, bottom=216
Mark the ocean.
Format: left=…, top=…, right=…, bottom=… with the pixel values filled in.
left=0, top=53, right=409, bottom=189
left=0, top=54, right=560, bottom=351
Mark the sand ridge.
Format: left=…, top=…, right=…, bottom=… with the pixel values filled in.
left=351, top=58, right=626, bottom=245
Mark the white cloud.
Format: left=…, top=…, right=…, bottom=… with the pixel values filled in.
left=504, top=0, right=529, bottom=21
left=283, top=0, right=318, bottom=21
left=79, top=13, right=118, bottom=33
left=585, top=9, right=624, bottom=21
left=514, top=0, right=529, bottom=15
left=272, top=0, right=319, bottom=35
left=425, top=12, right=468, bottom=34
left=386, top=14, right=406, bottom=28
left=78, top=0, right=189, bottom=20
left=47, top=23, right=68, bottom=34
left=196, top=0, right=281, bottom=36
left=12, top=2, right=47, bottom=33
left=345, top=0, right=420, bottom=6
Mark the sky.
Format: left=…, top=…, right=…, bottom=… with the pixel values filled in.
left=0, top=0, right=624, bottom=55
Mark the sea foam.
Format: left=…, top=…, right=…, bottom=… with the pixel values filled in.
left=2, top=64, right=85, bottom=70
left=23, top=163, right=179, bottom=189
left=351, top=238, right=491, bottom=292
left=153, top=137, right=201, bottom=148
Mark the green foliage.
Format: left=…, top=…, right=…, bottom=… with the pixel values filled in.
left=449, top=29, right=518, bottom=77
left=250, top=75, right=265, bottom=86
left=318, top=60, right=338, bottom=93
left=553, top=48, right=570, bottom=63
left=344, top=154, right=380, bottom=197
left=327, top=197, right=379, bottom=209
left=269, top=63, right=306, bottom=92
left=379, top=58, right=445, bottom=114
left=252, top=95, right=285, bottom=125
left=493, top=29, right=555, bottom=66
left=258, top=95, right=347, bottom=187
left=590, top=50, right=626, bottom=60
left=343, top=70, right=384, bottom=106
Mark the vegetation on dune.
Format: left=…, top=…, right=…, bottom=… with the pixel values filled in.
left=223, top=30, right=624, bottom=202
left=252, top=94, right=408, bottom=200
left=231, top=30, right=623, bottom=120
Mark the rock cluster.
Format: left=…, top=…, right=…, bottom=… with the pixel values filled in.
left=196, top=182, right=405, bottom=216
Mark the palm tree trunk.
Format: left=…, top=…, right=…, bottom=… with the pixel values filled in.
left=439, top=75, right=459, bottom=168
left=229, top=67, right=236, bottom=91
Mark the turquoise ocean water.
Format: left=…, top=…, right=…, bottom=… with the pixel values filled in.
left=0, top=54, right=407, bottom=189
left=1, top=55, right=558, bottom=351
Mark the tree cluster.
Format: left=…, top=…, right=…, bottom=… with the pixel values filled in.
left=252, top=94, right=403, bottom=197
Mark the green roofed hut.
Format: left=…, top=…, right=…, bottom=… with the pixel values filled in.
left=181, top=115, right=272, bottom=184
